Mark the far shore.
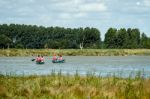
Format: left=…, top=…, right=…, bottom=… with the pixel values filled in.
left=0, top=49, right=150, bottom=57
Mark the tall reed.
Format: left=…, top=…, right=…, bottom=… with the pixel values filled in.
left=0, top=49, right=150, bottom=56
left=0, top=72, right=150, bottom=99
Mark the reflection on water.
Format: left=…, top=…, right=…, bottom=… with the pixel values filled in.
left=0, top=56, right=150, bottom=78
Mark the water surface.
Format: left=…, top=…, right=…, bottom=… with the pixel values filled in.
left=0, top=56, right=150, bottom=78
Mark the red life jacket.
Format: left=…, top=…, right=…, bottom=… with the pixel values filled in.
left=53, top=56, right=57, bottom=60
left=58, top=57, right=63, bottom=60
left=36, top=57, right=41, bottom=62
left=41, top=57, right=44, bottom=62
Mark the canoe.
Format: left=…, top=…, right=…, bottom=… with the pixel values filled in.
left=52, top=59, right=65, bottom=63
left=36, top=61, right=45, bottom=64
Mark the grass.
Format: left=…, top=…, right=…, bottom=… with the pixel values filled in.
left=0, top=49, right=150, bottom=56
left=0, top=72, right=150, bottom=99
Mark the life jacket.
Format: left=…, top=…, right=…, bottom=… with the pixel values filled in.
left=58, top=57, right=63, bottom=60
left=41, top=57, right=44, bottom=62
left=53, top=56, right=57, bottom=60
left=36, top=57, right=41, bottom=62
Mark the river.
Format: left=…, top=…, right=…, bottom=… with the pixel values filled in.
left=0, top=56, right=150, bottom=78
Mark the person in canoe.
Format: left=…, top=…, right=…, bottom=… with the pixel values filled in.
left=36, top=55, right=45, bottom=64
left=52, top=54, right=57, bottom=61
left=36, top=55, right=41, bottom=62
left=58, top=54, right=63, bottom=61
left=41, top=55, right=45, bottom=62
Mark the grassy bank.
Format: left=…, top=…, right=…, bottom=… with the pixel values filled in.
left=0, top=73, right=150, bottom=99
left=0, top=49, right=150, bottom=56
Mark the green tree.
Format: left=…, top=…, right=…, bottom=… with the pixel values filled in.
left=0, top=34, right=12, bottom=48
left=126, top=28, right=141, bottom=48
left=140, top=33, right=150, bottom=48
left=104, top=28, right=117, bottom=48
left=116, top=28, right=128, bottom=48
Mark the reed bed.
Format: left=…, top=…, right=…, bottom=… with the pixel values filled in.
left=0, top=49, right=150, bottom=56
left=0, top=72, right=150, bottom=99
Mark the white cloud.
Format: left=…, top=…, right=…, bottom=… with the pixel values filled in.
left=51, top=0, right=107, bottom=13
left=55, top=1, right=107, bottom=19
left=59, top=12, right=87, bottom=19
left=52, top=0, right=83, bottom=12
left=59, top=13, right=72, bottom=19
left=79, top=3, right=107, bottom=12
left=74, top=13, right=86, bottom=18
left=29, top=0, right=35, bottom=3
left=136, top=2, right=141, bottom=6
left=39, top=14, right=51, bottom=20
left=16, top=7, right=33, bottom=16
left=144, top=0, right=150, bottom=6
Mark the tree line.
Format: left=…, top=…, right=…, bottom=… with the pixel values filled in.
left=0, top=24, right=150, bottom=49
left=104, top=28, right=150, bottom=49
left=0, top=24, right=100, bottom=49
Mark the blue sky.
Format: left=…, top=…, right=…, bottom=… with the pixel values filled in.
left=0, top=0, right=150, bottom=40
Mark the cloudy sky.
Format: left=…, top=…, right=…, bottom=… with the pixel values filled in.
left=0, top=0, right=150, bottom=40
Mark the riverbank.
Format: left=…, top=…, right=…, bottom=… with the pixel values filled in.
left=0, top=49, right=150, bottom=56
left=0, top=73, right=150, bottom=99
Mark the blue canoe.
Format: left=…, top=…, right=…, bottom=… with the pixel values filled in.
left=52, top=59, right=65, bottom=63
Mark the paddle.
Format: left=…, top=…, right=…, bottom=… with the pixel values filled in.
left=31, top=59, right=35, bottom=61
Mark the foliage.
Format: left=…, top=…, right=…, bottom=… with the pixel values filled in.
left=0, top=24, right=150, bottom=49
left=104, top=28, right=150, bottom=49
left=104, top=28, right=117, bottom=48
left=0, top=34, right=12, bottom=48
left=0, top=24, right=101, bottom=49
left=140, top=33, right=150, bottom=48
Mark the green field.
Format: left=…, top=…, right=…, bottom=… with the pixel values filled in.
left=0, top=73, right=150, bottom=99
left=0, top=49, right=150, bottom=56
